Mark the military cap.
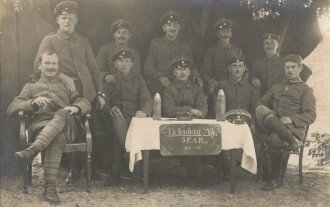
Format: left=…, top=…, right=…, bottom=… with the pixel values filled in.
left=227, top=52, right=245, bottom=66
left=214, top=18, right=233, bottom=31
left=111, top=18, right=131, bottom=34
left=284, top=54, right=303, bottom=65
left=225, top=109, right=251, bottom=124
left=54, top=1, right=78, bottom=17
left=112, top=47, right=134, bottom=61
left=170, top=55, right=192, bottom=70
left=160, top=9, right=180, bottom=25
left=262, top=33, right=280, bottom=42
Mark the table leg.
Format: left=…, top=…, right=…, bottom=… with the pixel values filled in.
left=142, top=150, right=149, bottom=194
left=230, top=149, right=236, bottom=194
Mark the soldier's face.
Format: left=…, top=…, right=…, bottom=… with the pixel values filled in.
left=263, top=39, right=278, bottom=56
left=113, top=28, right=131, bottom=45
left=229, top=62, right=245, bottom=80
left=284, top=61, right=302, bottom=81
left=38, top=54, right=59, bottom=78
left=217, top=28, right=232, bottom=40
left=163, top=22, right=180, bottom=40
left=173, top=66, right=190, bottom=82
left=57, top=13, right=78, bottom=34
left=114, top=57, right=133, bottom=76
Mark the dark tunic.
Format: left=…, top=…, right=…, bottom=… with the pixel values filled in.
left=163, top=80, right=208, bottom=118
left=35, top=30, right=102, bottom=101
left=250, top=54, right=285, bottom=96
left=7, top=76, right=91, bottom=142
left=103, top=72, right=153, bottom=118
left=200, top=41, right=243, bottom=82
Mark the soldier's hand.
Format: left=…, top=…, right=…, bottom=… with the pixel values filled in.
left=104, top=74, right=116, bottom=84
left=191, top=109, right=203, bottom=118
left=135, top=111, right=147, bottom=118
left=63, top=106, right=79, bottom=115
left=32, top=97, right=51, bottom=108
left=109, top=106, right=122, bottom=117
left=159, top=76, right=170, bottom=87
left=96, top=96, right=105, bottom=110
left=207, top=79, right=219, bottom=87
left=58, top=73, right=76, bottom=92
left=252, top=78, right=261, bottom=89
left=194, top=76, right=204, bottom=87
left=280, top=116, right=293, bottom=124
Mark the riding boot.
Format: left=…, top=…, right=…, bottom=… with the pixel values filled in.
left=43, top=181, right=60, bottom=204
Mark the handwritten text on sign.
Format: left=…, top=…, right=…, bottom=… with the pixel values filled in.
left=160, top=124, right=221, bottom=156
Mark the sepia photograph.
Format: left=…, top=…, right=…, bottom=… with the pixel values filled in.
left=0, top=0, right=329, bottom=206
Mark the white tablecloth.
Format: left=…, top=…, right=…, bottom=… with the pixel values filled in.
left=125, top=117, right=257, bottom=174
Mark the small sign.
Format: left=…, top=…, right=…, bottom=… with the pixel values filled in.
left=160, top=124, right=221, bottom=156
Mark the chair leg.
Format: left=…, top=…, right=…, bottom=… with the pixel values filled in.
left=22, top=165, right=29, bottom=194
left=86, top=152, right=91, bottom=193
left=229, top=149, right=236, bottom=194
left=299, top=146, right=304, bottom=185
left=28, top=162, right=32, bottom=185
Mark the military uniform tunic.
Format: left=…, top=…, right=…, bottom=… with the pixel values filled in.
left=35, top=30, right=102, bottom=101
left=250, top=54, right=284, bottom=96
left=163, top=80, right=208, bottom=118
left=96, top=42, right=141, bottom=77
left=200, top=41, right=243, bottom=82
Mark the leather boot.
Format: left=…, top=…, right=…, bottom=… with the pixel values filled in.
left=15, top=145, right=39, bottom=167
left=264, top=117, right=301, bottom=152
left=43, top=182, right=60, bottom=204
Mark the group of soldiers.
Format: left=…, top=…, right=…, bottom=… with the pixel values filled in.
left=6, top=0, right=316, bottom=204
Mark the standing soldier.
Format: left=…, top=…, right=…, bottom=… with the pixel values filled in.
left=200, top=18, right=243, bottom=95
left=96, top=18, right=141, bottom=84
left=250, top=33, right=284, bottom=96
left=144, top=9, right=203, bottom=97
left=255, top=54, right=316, bottom=190
left=35, top=0, right=105, bottom=182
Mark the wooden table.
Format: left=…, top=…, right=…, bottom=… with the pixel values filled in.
left=125, top=118, right=257, bottom=194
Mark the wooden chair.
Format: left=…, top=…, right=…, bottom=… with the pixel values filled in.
left=281, top=126, right=309, bottom=185
left=261, top=126, right=309, bottom=185
left=18, top=111, right=92, bottom=193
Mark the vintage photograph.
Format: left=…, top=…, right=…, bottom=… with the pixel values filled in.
left=0, top=0, right=329, bottom=206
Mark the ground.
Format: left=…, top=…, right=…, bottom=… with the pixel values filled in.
left=0, top=156, right=330, bottom=207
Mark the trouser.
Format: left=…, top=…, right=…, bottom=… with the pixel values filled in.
left=111, top=115, right=131, bottom=176
left=34, top=109, right=70, bottom=182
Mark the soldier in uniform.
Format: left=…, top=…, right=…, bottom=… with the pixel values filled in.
left=251, top=33, right=313, bottom=96
left=144, top=9, right=203, bottom=97
left=163, top=55, right=207, bottom=182
left=255, top=54, right=316, bottom=190
left=103, top=47, right=153, bottom=185
left=8, top=51, right=90, bottom=203
left=200, top=18, right=243, bottom=95
left=251, top=33, right=284, bottom=96
left=34, top=0, right=105, bottom=182
left=96, top=18, right=141, bottom=84
left=212, top=53, right=260, bottom=180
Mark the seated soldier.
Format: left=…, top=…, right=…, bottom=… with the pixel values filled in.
left=212, top=53, right=259, bottom=180
left=163, top=55, right=208, bottom=182
left=103, top=47, right=153, bottom=186
left=7, top=51, right=90, bottom=204
left=255, top=54, right=316, bottom=190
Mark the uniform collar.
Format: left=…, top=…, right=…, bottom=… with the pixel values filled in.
left=162, top=36, right=178, bottom=44
left=39, top=75, right=61, bottom=84
left=229, top=77, right=246, bottom=86
left=114, top=71, right=136, bottom=81
left=174, top=80, right=192, bottom=89
left=285, top=79, right=302, bottom=84
left=57, top=29, right=78, bottom=39
left=216, top=40, right=232, bottom=50
left=265, top=53, right=280, bottom=61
